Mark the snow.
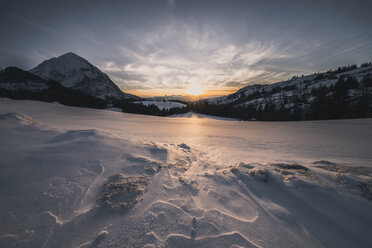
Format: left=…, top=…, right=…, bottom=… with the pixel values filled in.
left=308, top=79, right=338, bottom=90
left=134, top=100, right=186, bottom=110
left=206, top=65, right=372, bottom=112
left=30, top=53, right=103, bottom=88
left=0, top=98, right=372, bottom=248
left=335, top=65, right=372, bottom=77
left=29, top=53, right=136, bottom=100
left=170, top=111, right=239, bottom=121
left=104, top=107, right=122, bottom=112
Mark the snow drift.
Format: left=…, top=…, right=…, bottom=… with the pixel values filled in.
left=0, top=98, right=371, bottom=248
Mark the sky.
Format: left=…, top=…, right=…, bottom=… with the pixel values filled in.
left=0, top=0, right=372, bottom=97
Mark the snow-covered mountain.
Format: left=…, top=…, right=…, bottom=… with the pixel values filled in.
left=199, top=63, right=372, bottom=120
left=30, top=52, right=138, bottom=101
left=0, top=66, right=107, bottom=108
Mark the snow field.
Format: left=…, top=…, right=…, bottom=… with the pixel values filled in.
left=0, top=99, right=372, bottom=247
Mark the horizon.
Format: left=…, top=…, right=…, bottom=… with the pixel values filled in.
left=115, top=60, right=372, bottom=98
left=2, top=51, right=370, bottom=99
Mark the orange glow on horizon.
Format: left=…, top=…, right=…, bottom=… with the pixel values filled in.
left=124, top=88, right=238, bottom=98
left=186, top=84, right=204, bottom=96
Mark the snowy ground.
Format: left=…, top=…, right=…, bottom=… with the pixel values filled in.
left=169, top=111, right=239, bottom=121
left=0, top=98, right=372, bottom=248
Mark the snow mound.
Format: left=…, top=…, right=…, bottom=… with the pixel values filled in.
left=313, top=160, right=371, bottom=174
left=98, top=174, right=149, bottom=210
left=0, top=112, right=40, bottom=125
left=313, top=161, right=372, bottom=200
left=271, top=163, right=309, bottom=171
left=230, top=164, right=270, bottom=182
left=127, top=155, right=162, bottom=175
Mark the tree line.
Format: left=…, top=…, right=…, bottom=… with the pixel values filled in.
left=187, top=75, right=372, bottom=121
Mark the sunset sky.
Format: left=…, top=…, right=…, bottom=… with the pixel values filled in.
left=1, top=0, right=372, bottom=97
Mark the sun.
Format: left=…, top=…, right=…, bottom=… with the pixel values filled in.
left=186, top=84, right=204, bottom=96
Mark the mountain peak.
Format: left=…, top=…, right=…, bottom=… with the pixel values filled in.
left=43, top=52, right=93, bottom=71
left=60, top=52, right=79, bottom=57
left=56, top=52, right=89, bottom=64
left=29, top=53, right=138, bottom=101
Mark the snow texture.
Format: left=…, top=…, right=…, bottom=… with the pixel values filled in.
left=0, top=98, right=372, bottom=248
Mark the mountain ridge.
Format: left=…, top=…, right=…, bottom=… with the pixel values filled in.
left=191, top=63, right=372, bottom=120
left=29, top=52, right=138, bottom=101
left=1, top=52, right=371, bottom=120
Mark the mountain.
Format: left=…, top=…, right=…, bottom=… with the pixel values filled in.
left=30, top=52, right=138, bottom=102
left=190, top=63, right=372, bottom=120
left=3, top=53, right=371, bottom=120
left=0, top=66, right=107, bottom=108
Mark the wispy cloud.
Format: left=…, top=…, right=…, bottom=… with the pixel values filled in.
left=98, top=21, right=306, bottom=95
left=3, top=0, right=371, bottom=96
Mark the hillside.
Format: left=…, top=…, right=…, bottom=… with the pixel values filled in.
left=191, top=63, right=372, bottom=120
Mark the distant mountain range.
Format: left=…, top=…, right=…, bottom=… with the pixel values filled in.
left=0, top=52, right=371, bottom=121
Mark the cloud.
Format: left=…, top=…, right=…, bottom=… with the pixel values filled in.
left=223, top=81, right=247, bottom=87
left=2, top=0, right=372, bottom=95
left=96, top=21, right=310, bottom=94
